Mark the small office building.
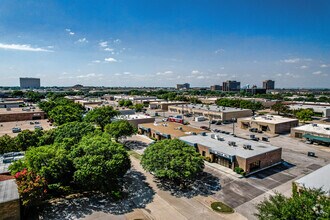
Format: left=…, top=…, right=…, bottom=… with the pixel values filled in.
left=179, top=133, right=282, bottom=175
left=0, top=107, right=45, bottom=122
left=168, top=104, right=252, bottom=122
left=114, top=114, right=155, bottom=128
left=288, top=104, right=330, bottom=118
left=238, top=115, right=299, bottom=134
left=138, top=122, right=204, bottom=140
left=291, top=123, right=330, bottom=146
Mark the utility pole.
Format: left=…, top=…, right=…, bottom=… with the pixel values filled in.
left=182, top=104, right=184, bottom=124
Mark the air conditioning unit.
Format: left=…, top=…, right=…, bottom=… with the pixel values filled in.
left=211, top=134, right=216, bottom=139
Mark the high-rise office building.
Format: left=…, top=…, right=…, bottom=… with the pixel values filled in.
left=176, top=83, right=190, bottom=90
left=19, top=77, right=41, bottom=89
left=222, top=80, right=241, bottom=91
left=210, top=85, right=222, bottom=91
left=263, top=80, right=275, bottom=90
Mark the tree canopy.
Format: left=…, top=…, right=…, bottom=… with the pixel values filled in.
left=295, top=109, right=314, bottom=122
left=255, top=188, right=330, bottom=220
left=71, top=135, right=131, bottom=192
left=141, top=139, right=204, bottom=186
left=84, top=106, right=119, bottom=131
left=105, top=120, right=136, bottom=141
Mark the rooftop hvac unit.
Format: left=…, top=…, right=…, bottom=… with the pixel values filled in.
left=243, top=144, right=252, bottom=150
left=211, top=134, right=216, bottom=139
left=312, top=124, right=318, bottom=127
left=228, top=141, right=236, bottom=146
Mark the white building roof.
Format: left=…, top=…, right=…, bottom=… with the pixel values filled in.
left=240, top=115, right=298, bottom=124
left=173, top=104, right=251, bottom=113
left=292, top=123, right=330, bottom=136
left=179, top=133, right=280, bottom=159
left=295, top=164, right=330, bottom=196
left=114, top=114, right=153, bottom=120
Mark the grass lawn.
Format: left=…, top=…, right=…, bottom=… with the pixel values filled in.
left=128, top=150, right=142, bottom=160
left=211, top=201, right=234, bottom=213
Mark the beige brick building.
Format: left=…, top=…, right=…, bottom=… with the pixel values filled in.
left=0, top=107, right=45, bottom=122
left=180, top=133, right=282, bottom=175
left=168, top=104, right=252, bottom=122
left=238, top=115, right=298, bottom=134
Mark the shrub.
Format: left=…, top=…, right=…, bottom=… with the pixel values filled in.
left=15, top=169, right=48, bottom=207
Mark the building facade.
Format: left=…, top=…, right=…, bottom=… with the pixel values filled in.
left=262, top=80, right=275, bottom=90
left=176, top=83, right=190, bottom=90
left=222, top=80, right=241, bottom=92
left=19, top=77, right=40, bottom=89
left=238, top=115, right=299, bottom=134
left=291, top=123, right=330, bottom=146
left=180, top=133, right=282, bottom=175
left=210, top=85, right=222, bottom=91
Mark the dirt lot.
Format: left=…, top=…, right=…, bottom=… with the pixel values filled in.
left=0, top=119, right=54, bottom=137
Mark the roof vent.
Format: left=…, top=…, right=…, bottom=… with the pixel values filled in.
left=243, top=144, right=252, bottom=150
left=312, top=124, right=318, bottom=127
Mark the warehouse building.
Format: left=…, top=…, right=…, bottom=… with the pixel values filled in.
left=291, top=123, right=330, bottom=146
left=288, top=104, right=330, bottom=118
left=138, top=122, right=204, bottom=140
left=294, top=164, right=330, bottom=196
left=179, top=133, right=282, bottom=175
left=0, top=107, right=45, bottom=122
left=114, top=114, right=155, bottom=127
left=148, top=101, right=188, bottom=111
left=238, top=115, right=299, bottom=134
left=168, top=104, right=252, bottom=122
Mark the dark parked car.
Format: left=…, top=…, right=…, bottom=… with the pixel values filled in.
left=249, top=128, right=258, bottom=132
left=200, top=126, right=210, bottom=130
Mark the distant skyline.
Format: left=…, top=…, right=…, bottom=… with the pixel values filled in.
left=0, top=0, right=329, bottom=88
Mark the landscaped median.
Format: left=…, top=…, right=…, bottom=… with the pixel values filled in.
left=211, top=201, right=234, bottom=213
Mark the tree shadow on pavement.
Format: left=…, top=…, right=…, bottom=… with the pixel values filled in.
left=40, top=170, right=155, bottom=220
left=124, top=140, right=148, bottom=150
left=155, top=171, right=221, bottom=199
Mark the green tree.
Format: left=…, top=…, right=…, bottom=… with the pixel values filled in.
left=11, top=90, right=24, bottom=97
left=15, top=130, right=43, bottom=151
left=0, top=135, right=18, bottom=154
left=49, top=104, right=83, bottom=125
left=124, top=100, right=133, bottom=107
left=295, top=109, right=314, bottom=122
left=71, top=135, right=131, bottom=192
left=24, top=91, right=44, bottom=102
left=133, top=103, right=144, bottom=112
left=84, top=106, right=119, bottom=131
left=255, top=188, right=330, bottom=220
left=105, top=120, right=136, bottom=141
left=271, top=103, right=289, bottom=115
left=141, top=139, right=204, bottom=186
left=53, top=121, right=96, bottom=144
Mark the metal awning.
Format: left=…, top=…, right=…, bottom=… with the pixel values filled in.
left=303, top=134, right=330, bottom=144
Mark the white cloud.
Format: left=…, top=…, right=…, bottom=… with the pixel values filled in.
left=320, top=64, right=328, bottom=68
left=104, top=57, right=117, bottom=62
left=77, top=73, right=103, bottom=78
left=197, top=75, right=205, bottom=79
left=156, top=70, right=173, bottom=75
left=0, top=43, right=53, bottom=52
left=300, top=65, right=308, bottom=69
left=92, top=60, right=101, bottom=63
left=65, top=28, right=75, bottom=35
left=216, top=73, right=228, bottom=77
left=104, top=48, right=114, bottom=52
left=113, top=39, right=121, bottom=44
left=123, top=72, right=131, bottom=75
left=191, top=70, right=200, bottom=74
left=99, top=41, right=108, bottom=47
left=214, top=49, right=225, bottom=54
left=282, top=58, right=300, bottom=63
left=76, top=38, right=88, bottom=43
left=312, top=71, right=322, bottom=75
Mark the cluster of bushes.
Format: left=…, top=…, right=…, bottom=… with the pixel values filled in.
left=118, top=100, right=145, bottom=112
left=234, top=167, right=246, bottom=176
left=216, top=98, right=263, bottom=111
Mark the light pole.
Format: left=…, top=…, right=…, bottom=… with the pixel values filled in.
left=232, top=117, right=236, bottom=135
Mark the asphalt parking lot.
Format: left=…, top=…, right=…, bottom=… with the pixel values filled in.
left=0, top=119, right=54, bottom=137
left=152, top=114, right=330, bottom=219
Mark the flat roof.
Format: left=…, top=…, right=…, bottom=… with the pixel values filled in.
left=0, top=107, right=43, bottom=115
left=295, top=164, right=330, bottom=196
left=292, top=123, right=330, bottom=136
left=139, top=122, right=204, bottom=138
left=239, top=115, right=298, bottom=124
left=179, top=133, right=281, bottom=159
left=170, top=104, right=251, bottom=113
left=115, top=114, right=154, bottom=120
left=0, top=179, right=19, bottom=203
left=289, top=104, right=330, bottom=112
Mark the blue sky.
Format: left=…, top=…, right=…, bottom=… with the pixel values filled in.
left=0, top=0, right=329, bottom=88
